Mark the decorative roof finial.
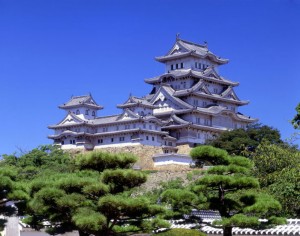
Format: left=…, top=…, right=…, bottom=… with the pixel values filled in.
left=204, top=41, right=208, bottom=47
left=176, top=33, right=180, bottom=41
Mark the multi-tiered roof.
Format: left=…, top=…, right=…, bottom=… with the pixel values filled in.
left=49, top=37, right=256, bottom=150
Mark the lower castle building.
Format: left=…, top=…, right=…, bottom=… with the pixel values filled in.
left=48, top=37, right=256, bottom=155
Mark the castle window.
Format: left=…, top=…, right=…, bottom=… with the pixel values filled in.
left=103, top=127, right=108, bottom=132
left=92, top=111, right=96, bottom=116
left=85, top=110, right=89, bottom=115
left=111, top=138, right=114, bottom=142
left=152, top=136, right=155, bottom=141
left=204, top=119, right=209, bottom=125
left=196, top=117, right=201, bottom=124
left=125, top=124, right=130, bottom=129
left=119, top=137, right=125, bottom=141
left=195, top=62, right=197, bottom=68
left=61, top=141, right=64, bottom=145
left=98, top=139, right=103, bottom=144
left=146, top=136, right=149, bottom=140
left=143, top=124, right=146, bottom=129
left=149, top=125, right=152, bottom=130
left=171, top=64, right=174, bottom=70
left=181, top=62, right=183, bottom=68
left=76, top=110, right=80, bottom=115
left=203, top=101, right=207, bottom=107
left=176, top=64, right=178, bottom=69
left=116, top=126, right=119, bottom=131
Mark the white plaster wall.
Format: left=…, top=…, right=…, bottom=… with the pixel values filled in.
left=130, top=107, right=153, bottom=116
left=213, top=115, right=233, bottom=129
left=153, top=156, right=194, bottom=166
left=165, top=57, right=216, bottom=73
left=66, top=108, right=98, bottom=120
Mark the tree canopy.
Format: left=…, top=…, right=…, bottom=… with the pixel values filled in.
left=206, top=124, right=284, bottom=157
left=291, top=103, right=300, bottom=129
left=252, top=142, right=300, bottom=217
left=22, top=151, right=168, bottom=236
left=161, top=146, right=285, bottom=236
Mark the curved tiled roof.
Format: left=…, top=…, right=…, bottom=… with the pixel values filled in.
left=145, top=69, right=238, bottom=86
left=117, top=95, right=158, bottom=109
left=155, top=39, right=229, bottom=65
left=201, top=219, right=300, bottom=235
left=150, top=85, right=193, bottom=109
left=59, top=94, right=103, bottom=110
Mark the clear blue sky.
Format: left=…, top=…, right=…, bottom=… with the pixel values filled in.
left=0, top=0, right=299, bottom=155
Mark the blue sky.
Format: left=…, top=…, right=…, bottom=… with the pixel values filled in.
left=0, top=0, right=299, bottom=155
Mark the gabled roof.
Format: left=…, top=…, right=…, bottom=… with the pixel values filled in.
left=116, top=108, right=140, bottom=121
left=150, top=85, right=193, bottom=110
left=174, top=80, right=211, bottom=97
left=59, top=94, right=103, bottom=110
left=48, top=112, right=86, bottom=128
left=174, top=80, right=248, bottom=106
left=117, top=95, right=158, bottom=109
left=155, top=38, right=229, bottom=65
left=194, top=106, right=257, bottom=122
left=221, top=86, right=240, bottom=100
left=144, top=69, right=238, bottom=86
left=202, top=67, right=222, bottom=80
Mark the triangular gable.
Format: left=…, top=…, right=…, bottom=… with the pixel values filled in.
left=221, top=87, right=240, bottom=100
left=58, top=113, right=85, bottom=126
left=116, top=109, right=139, bottom=121
left=150, top=86, right=193, bottom=109
left=85, top=94, right=101, bottom=107
left=167, top=42, right=189, bottom=56
left=122, top=96, right=135, bottom=105
left=191, top=80, right=211, bottom=95
left=203, top=67, right=222, bottom=80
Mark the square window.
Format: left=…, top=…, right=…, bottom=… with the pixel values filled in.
left=119, top=137, right=125, bottom=141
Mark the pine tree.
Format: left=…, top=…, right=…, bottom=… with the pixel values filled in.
left=161, top=146, right=285, bottom=236
left=24, top=151, right=168, bottom=236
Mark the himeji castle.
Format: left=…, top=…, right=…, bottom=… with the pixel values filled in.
left=48, top=37, right=256, bottom=152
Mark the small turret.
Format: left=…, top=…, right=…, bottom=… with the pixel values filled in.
left=59, top=94, right=103, bottom=120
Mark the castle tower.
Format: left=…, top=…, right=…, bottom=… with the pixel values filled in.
left=144, top=37, right=256, bottom=145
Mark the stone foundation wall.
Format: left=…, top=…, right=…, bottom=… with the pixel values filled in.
left=67, top=144, right=193, bottom=170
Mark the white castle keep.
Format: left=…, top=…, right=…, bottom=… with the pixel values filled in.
left=48, top=38, right=256, bottom=152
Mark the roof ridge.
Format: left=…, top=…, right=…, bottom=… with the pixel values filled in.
left=94, top=114, right=120, bottom=119
left=179, top=38, right=207, bottom=49
left=72, top=95, right=90, bottom=99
